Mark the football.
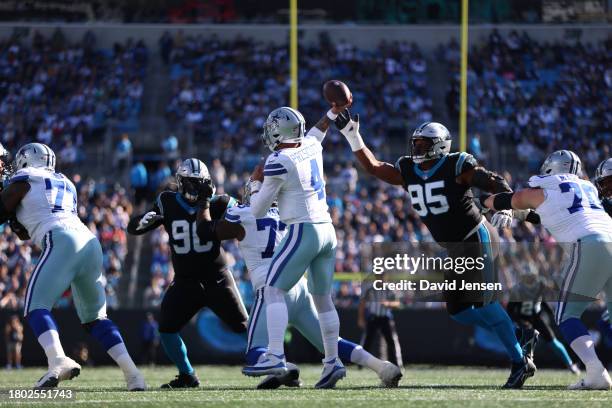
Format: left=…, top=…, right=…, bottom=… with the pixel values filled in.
left=323, top=80, right=352, bottom=107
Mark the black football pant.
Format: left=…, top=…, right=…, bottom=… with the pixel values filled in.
left=361, top=316, right=403, bottom=367
left=158, top=269, right=248, bottom=334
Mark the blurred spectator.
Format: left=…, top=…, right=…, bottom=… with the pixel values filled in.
left=140, top=312, right=159, bottom=365
left=130, top=161, right=148, bottom=206
left=4, top=314, right=23, bottom=369
left=115, top=133, right=133, bottom=171
left=149, top=161, right=172, bottom=192
left=161, top=134, right=179, bottom=160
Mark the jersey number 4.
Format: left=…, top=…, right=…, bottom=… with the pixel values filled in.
left=407, top=181, right=449, bottom=216
left=171, top=220, right=212, bottom=254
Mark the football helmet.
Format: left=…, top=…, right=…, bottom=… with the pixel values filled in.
left=410, top=122, right=452, bottom=163
left=262, top=107, right=305, bottom=152
left=14, top=143, right=56, bottom=172
left=594, top=158, right=612, bottom=198
left=539, top=150, right=582, bottom=176
left=176, top=158, right=214, bottom=203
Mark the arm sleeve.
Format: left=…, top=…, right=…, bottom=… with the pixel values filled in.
left=127, top=196, right=162, bottom=235
left=224, top=206, right=243, bottom=224
left=305, top=127, right=326, bottom=143
left=250, top=175, right=284, bottom=218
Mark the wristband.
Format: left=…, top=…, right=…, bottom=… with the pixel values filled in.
left=326, top=109, right=338, bottom=120
left=346, top=131, right=365, bottom=152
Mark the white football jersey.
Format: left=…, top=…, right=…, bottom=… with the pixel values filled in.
left=259, top=135, right=331, bottom=224
left=9, top=167, right=88, bottom=246
left=528, top=173, right=612, bottom=242
left=225, top=205, right=287, bottom=290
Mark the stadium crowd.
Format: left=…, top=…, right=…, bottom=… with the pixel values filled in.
left=163, top=32, right=433, bottom=174
left=0, top=29, right=148, bottom=165
left=443, top=30, right=611, bottom=174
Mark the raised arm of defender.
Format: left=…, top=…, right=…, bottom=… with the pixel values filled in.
left=334, top=110, right=404, bottom=186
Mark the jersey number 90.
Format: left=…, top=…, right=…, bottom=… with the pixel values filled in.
left=171, top=220, right=212, bottom=254
left=407, top=181, right=449, bottom=217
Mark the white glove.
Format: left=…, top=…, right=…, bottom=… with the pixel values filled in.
left=491, top=210, right=513, bottom=228
left=137, top=211, right=163, bottom=231
left=335, top=111, right=365, bottom=151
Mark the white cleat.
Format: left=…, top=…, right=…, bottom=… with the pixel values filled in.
left=378, top=361, right=402, bottom=388
left=242, top=353, right=288, bottom=377
left=568, top=367, right=612, bottom=390
left=315, top=358, right=346, bottom=389
left=35, top=357, right=81, bottom=388
left=126, top=370, right=146, bottom=391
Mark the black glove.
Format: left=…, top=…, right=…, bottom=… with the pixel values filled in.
left=334, top=109, right=352, bottom=130
left=196, top=179, right=215, bottom=208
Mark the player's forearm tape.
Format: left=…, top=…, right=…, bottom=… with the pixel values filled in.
left=306, top=127, right=326, bottom=140
left=493, top=192, right=514, bottom=210
left=346, top=131, right=365, bottom=152
left=471, top=168, right=512, bottom=193
left=196, top=220, right=217, bottom=241
left=326, top=109, right=338, bottom=120
left=525, top=210, right=541, bottom=224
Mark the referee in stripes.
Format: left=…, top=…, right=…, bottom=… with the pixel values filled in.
left=358, top=283, right=403, bottom=368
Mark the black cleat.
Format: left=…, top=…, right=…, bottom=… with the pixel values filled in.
left=503, top=356, right=536, bottom=389
left=256, top=363, right=302, bottom=390
left=161, top=372, right=200, bottom=389
left=516, top=327, right=539, bottom=361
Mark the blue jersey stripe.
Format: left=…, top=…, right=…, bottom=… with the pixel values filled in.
left=263, top=169, right=288, bottom=176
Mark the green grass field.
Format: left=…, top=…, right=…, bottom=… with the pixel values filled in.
left=0, top=365, right=610, bottom=407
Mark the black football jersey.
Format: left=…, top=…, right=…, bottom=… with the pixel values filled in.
left=153, top=192, right=237, bottom=280
left=395, top=152, right=482, bottom=243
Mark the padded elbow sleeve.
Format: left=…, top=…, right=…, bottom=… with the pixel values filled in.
left=471, top=168, right=512, bottom=193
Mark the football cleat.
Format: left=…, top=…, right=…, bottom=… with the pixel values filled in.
left=502, top=356, right=536, bottom=389
left=35, top=357, right=81, bottom=389
left=242, top=353, right=287, bottom=377
left=161, top=372, right=200, bottom=389
left=256, top=363, right=302, bottom=389
left=314, top=358, right=346, bottom=389
left=126, top=371, right=146, bottom=391
left=516, top=327, right=539, bottom=361
left=568, top=367, right=612, bottom=390
left=378, top=361, right=402, bottom=388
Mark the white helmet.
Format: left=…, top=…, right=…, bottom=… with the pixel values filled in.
left=594, top=158, right=612, bottom=197
left=14, top=143, right=56, bottom=172
left=262, top=107, right=305, bottom=152
left=410, top=122, right=452, bottom=163
left=176, top=158, right=214, bottom=202
left=540, top=150, right=581, bottom=176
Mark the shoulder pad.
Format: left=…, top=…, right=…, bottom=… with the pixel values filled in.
left=263, top=154, right=289, bottom=177
left=394, top=156, right=411, bottom=172
left=452, top=152, right=477, bottom=176
left=9, top=168, right=33, bottom=184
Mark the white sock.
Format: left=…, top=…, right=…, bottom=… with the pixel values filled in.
left=108, top=343, right=140, bottom=376
left=266, top=301, right=288, bottom=356
left=350, top=345, right=385, bottom=372
left=318, top=310, right=340, bottom=362
left=570, top=335, right=604, bottom=372
left=38, top=330, right=66, bottom=363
